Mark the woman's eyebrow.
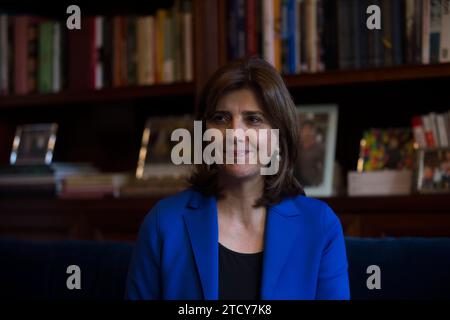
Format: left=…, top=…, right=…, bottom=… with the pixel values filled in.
left=242, top=111, right=266, bottom=117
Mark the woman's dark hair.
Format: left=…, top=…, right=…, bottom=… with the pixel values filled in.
left=188, top=57, right=305, bottom=207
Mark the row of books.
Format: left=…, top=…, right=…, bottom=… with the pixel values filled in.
left=0, top=0, right=193, bottom=96
left=412, top=110, right=450, bottom=148
left=227, top=0, right=450, bottom=74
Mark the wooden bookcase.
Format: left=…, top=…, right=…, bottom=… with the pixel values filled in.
left=1, top=0, right=450, bottom=241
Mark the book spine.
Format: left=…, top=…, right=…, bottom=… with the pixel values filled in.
left=430, top=0, right=442, bottom=63
left=52, top=22, right=61, bottom=92
left=287, top=0, right=297, bottom=74
left=436, top=113, right=449, bottom=147
left=441, top=0, right=450, bottom=61
left=163, top=11, right=174, bottom=83
left=237, top=0, right=246, bottom=58
left=305, top=0, right=317, bottom=72
left=127, top=16, right=137, bottom=86
left=0, top=15, right=9, bottom=95
left=95, top=16, right=104, bottom=89
left=246, top=0, right=257, bottom=57
left=263, top=0, right=275, bottom=66
left=273, top=0, right=282, bottom=71
left=405, top=0, right=416, bottom=64
left=14, top=16, right=29, bottom=95
left=281, top=0, right=289, bottom=74
left=38, top=22, right=53, bottom=93
left=182, top=0, right=193, bottom=82
left=422, top=0, right=431, bottom=64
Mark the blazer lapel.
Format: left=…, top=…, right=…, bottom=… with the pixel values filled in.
left=183, top=190, right=302, bottom=300
left=260, top=198, right=301, bottom=299
left=183, top=192, right=219, bottom=300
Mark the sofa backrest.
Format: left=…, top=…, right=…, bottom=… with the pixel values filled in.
left=1, top=237, right=449, bottom=299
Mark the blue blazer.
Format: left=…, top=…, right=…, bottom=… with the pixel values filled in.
left=125, top=188, right=350, bottom=300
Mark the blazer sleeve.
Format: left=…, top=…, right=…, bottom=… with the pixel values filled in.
left=315, top=205, right=350, bottom=300
left=125, top=204, right=162, bottom=300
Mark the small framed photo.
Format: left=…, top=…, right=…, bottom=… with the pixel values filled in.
left=10, top=123, right=58, bottom=165
left=295, top=104, right=338, bottom=197
left=416, top=148, right=450, bottom=193
left=136, top=115, right=194, bottom=180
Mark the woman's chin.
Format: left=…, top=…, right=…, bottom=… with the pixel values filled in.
left=221, top=164, right=261, bottom=179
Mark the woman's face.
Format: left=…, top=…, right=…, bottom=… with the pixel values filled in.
left=207, top=88, right=274, bottom=180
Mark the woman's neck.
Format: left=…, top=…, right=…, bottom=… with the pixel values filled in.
left=217, top=173, right=265, bottom=226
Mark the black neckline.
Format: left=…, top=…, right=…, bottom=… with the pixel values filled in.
left=219, top=242, right=263, bottom=256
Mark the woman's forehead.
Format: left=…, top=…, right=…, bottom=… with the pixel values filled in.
left=215, top=89, right=263, bottom=112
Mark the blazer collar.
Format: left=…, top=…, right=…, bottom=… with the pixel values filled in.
left=183, top=189, right=302, bottom=300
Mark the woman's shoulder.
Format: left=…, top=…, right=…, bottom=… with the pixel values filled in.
left=288, top=194, right=342, bottom=233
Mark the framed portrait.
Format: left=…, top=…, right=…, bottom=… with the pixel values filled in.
left=136, top=115, right=194, bottom=180
left=10, top=123, right=58, bottom=165
left=295, top=104, right=338, bottom=197
left=416, top=148, right=450, bottom=193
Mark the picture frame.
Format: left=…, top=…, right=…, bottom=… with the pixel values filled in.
left=416, top=148, right=450, bottom=193
left=295, top=104, right=339, bottom=197
left=135, top=115, right=194, bottom=180
left=10, top=123, right=58, bottom=165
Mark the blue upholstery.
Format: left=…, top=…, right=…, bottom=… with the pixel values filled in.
left=0, top=237, right=449, bottom=299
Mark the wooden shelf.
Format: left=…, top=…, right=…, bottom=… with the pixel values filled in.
left=0, top=82, right=196, bottom=108
left=284, top=63, right=450, bottom=88
left=1, top=193, right=449, bottom=241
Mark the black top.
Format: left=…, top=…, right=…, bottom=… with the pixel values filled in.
left=218, top=242, right=264, bottom=300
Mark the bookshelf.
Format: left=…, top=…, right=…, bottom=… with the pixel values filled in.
left=1, top=0, right=450, bottom=240
left=0, top=82, right=195, bottom=108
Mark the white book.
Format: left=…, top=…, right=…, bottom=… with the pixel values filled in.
left=441, top=0, right=450, bottom=62
left=263, top=0, right=275, bottom=67
left=429, top=112, right=441, bottom=147
left=437, top=113, right=449, bottom=147
left=95, top=16, right=104, bottom=90
left=52, top=23, right=61, bottom=92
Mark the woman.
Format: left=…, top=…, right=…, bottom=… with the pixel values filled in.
left=125, top=57, right=350, bottom=300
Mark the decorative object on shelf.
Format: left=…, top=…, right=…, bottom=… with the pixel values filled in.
left=128, top=115, right=193, bottom=197
left=416, top=148, right=450, bottom=194
left=357, top=128, right=415, bottom=172
left=349, top=127, right=415, bottom=197
left=295, top=104, right=338, bottom=197
left=10, top=123, right=58, bottom=165
left=348, top=170, right=413, bottom=196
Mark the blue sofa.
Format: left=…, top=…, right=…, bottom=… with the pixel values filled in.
left=1, top=237, right=449, bottom=299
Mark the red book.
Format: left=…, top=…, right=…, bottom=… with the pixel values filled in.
left=14, top=16, right=29, bottom=95
left=246, top=0, right=257, bottom=56
left=68, top=16, right=96, bottom=90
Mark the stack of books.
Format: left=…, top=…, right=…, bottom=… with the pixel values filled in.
left=411, top=110, right=450, bottom=149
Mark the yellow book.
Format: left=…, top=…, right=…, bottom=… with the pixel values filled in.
left=273, top=0, right=282, bottom=72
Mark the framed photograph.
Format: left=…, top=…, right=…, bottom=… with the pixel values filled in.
left=295, top=104, right=338, bottom=197
left=416, top=148, right=450, bottom=193
left=10, top=123, right=58, bottom=165
left=136, top=115, right=194, bottom=180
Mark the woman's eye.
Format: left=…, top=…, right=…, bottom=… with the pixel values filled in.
left=247, top=115, right=263, bottom=124
left=211, top=114, right=228, bottom=124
